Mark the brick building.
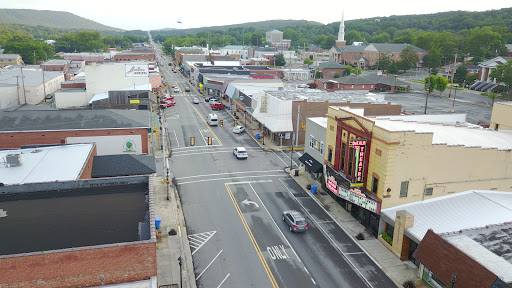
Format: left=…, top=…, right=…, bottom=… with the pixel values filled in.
left=315, top=61, right=348, bottom=79
left=0, top=176, right=157, bottom=287
left=315, top=74, right=411, bottom=92
left=0, top=109, right=150, bottom=155
left=40, top=59, right=70, bottom=71
left=114, top=53, right=156, bottom=62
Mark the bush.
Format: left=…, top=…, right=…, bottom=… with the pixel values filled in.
left=380, top=231, right=393, bottom=245
left=403, top=280, right=416, bottom=288
left=168, top=228, right=177, bottom=235
left=356, top=232, right=365, bottom=240
left=306, top=184, right=312, bottom=190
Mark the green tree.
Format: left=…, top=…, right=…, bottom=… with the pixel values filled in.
left=372, top=32, right=391, bottom=43
left=377, top=53, right=392, bottom=72
left=334, top=72, right=341, bottom=78
left=274, top=53, right=286, bottom=66
left=399, top=45, right=419, bottom=71
left=454, top=66, right=468, bottom=83
left=464, top=26, right=504, bottom=59
left=315, top=71, right=322, bottom=79
left=434, top=75, right=449, bottom=95
left=424, top=75, right=435, bottom=93
left=388, top=61, right=399, bottom=75
left=345, top=30, right=364, bottom=45
left=303, top=58, right=313, bottom=65
left=489, top=60, right=512, bottom=97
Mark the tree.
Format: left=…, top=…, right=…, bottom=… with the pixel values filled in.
left=334, top=72, right=341, bottom=78
left=424, top=75, right=435, bottom=94
left=274, top=53, right=286, bottom=66
left=399, top=45, right=419, bottom=72
left=378, top=53, right=392, bottom=73
left=487, top=92, right=499, bottom=107
left=388, top=61, right=399, bottom=75
left=434, top=75, right=449, bottom=95
left=315, top=71, right=321, bottom=79
left=454, top=66, right=468, bottom=83
left=372, top=32, right=391, bottom=43
left=489, top=60, right=512, bottom=96
left=464, top=26, right=504, bottom=60
left=345, top=30, right=363, bottom=45
left=303, top=58, right=313, bottom=65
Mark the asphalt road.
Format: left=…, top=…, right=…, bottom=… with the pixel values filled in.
left=159, top=55, right=395, bottom=287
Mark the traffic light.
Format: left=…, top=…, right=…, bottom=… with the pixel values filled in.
left=153, top=124, right=157, bottom=132
left=234, top=120, right=237, bottom=126
left=219, top=120, right=223, bottom=127
left=156, top=130, right=159, bottom=136
left=190, top=137, right=195, bottom=146
left=207, top=137, right=212, bottom=145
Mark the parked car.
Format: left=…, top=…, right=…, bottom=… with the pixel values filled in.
left=211, top=103, right=226, bottom=110
left=45, top=93, right=54, bottom=100
left=209, top=99, right=220, bottom=105
left=282, top=210, right=308, bottom=232
left=205, top=97, right=213, bottom=102
left=192, top=97, right=200, bottom=104
left=160, top=101, right=176, bottom=109
left=171, top=84, right=177, bottom=88
left=233, top=147, right=248, bottom=159
left=174, top=88, right=180, bottom=93
left=233, top=125, right=245, bottom=134
left=161, top=95, right=174, bottom=102
left=185, top=87, right=191, bottom=92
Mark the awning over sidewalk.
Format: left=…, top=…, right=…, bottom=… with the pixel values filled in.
left=298, top=153, right=323, bottom=173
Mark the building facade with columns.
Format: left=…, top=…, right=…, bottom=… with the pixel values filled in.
left=324, top=106, right=512, bottom=236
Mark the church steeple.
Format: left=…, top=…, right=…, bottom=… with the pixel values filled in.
left=335, top=10, right=346, bottom=47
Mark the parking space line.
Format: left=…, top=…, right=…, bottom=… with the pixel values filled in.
left=185, top=97, right=222, bottom=145
left=216, top=273, right=231, bottom=288
left=195, top=249, right=223, bottom=280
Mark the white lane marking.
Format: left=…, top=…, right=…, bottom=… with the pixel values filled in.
left=185, top=95, right=208, bottom=145
left=188, top=231, right=216, bottom=255
left=176, top=170, right=282, bottom=180
left=172, top=144, right=223, bottom=151
left=272, top=151, right=289, bottom=166
left=196, top=249, right=223, bottom=280
left=172, top=149, right=264, bottom=157
left=178, top=175, right=284, bottom=185
left=280, top=150, right=298, bottom=167
left=224, top=180, right=273, bottom=185
left=242, top=199, right=259, bottom=208
left=216, top=273, right=231, bottom=288
left=344, top=252, right=366, bottom=255
left=247, top=183, right=302, bottom=263
left=278, top=179, right=375, bottom=288
left=172, top=130, right=180, bottom=148
left=171, top=145, right=260, bottom=152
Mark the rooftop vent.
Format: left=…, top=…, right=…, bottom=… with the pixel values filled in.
left=6, top=154, right=22, bottom=167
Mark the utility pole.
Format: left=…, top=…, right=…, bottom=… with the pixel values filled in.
left=20, top=68, right=26, bottom=104
left=42, top=69, right=47, bottom=100
left=448, top=53, right=458, bottom=99
left=290, top=133, right=294, bottom=170
left=15, top=76, right=20, bottom=105
left=424, top=69, right=432, bottom=114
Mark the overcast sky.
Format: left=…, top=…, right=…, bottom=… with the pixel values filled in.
left=2, top=0, right=511, bottom=31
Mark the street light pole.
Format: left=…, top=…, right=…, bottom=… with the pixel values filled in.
left=451, top=273, right=457, bottom=288
left=424, top=68, right=432, bottom=114
left=178, top=256, right=183, bottom=288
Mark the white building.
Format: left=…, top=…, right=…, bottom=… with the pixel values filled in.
left=220, top=45, right=250, bottom=59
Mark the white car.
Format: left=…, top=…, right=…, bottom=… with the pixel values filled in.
left=233, top=147, right=248, bottom=159
left=192, top=97, right=200, bottom=104
left=233, top=125, right=245, bottom=134
left=174, top=88, right=180, bottom=93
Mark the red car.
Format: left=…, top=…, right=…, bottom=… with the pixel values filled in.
left=211, top=103, right=226, bottom=110
left=161, top=96, right=174, bottom=103
left=160, top=101, right=176, bottom=109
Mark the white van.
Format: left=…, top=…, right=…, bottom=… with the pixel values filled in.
left=208, top=113, right=218, bottom=126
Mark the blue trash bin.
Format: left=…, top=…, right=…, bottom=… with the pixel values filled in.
left=227, top=106, right=231, bottom=110
left=311, top=185, right=318, bottom=194
left=155, top=217, right=161, bottom=229
left=256, top=133, right=260, bottom=139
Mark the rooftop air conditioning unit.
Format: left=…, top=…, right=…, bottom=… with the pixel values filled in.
left=6, top=154, right=22, bottom=167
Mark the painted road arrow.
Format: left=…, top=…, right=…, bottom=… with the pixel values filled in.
left=241, top=199, right=259, bottom=208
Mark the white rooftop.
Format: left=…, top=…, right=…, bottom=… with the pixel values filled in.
left=309, top=117, right=328, bottom=128
left=88, top=83, right=151, bottom=104
left=0, top=144, right=95, bottom=185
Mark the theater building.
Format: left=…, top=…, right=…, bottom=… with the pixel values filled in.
left=324, top=105, right=512, bottom=236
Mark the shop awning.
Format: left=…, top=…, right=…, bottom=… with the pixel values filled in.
left=233, top=99, right=246, bottom=111
left=298, top=153, right=323, bottom=173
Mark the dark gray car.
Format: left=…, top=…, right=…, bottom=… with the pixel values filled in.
left=282, top=210, right=308, bottom=232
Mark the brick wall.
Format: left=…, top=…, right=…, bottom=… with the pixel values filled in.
left=0, top=242, right=157, bottom=288
left=0, top=128, right=149, bottom=154
left=61, top=82, right=86, bottom=89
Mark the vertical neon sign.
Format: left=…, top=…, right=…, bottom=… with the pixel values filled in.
left=350, top=139, right=367, bottom=187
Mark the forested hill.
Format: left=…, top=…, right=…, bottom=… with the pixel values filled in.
left=0, top=9, right=122, bottom=32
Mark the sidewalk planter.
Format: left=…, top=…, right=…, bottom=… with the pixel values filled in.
left=378, top=234, right=393, bottom=252
left=168, top=228, right=177, bottom=236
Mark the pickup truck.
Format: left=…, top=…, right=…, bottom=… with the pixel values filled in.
left=210, top=103, right=226, bottom=110
left=160, top=96, right=174, bottom=103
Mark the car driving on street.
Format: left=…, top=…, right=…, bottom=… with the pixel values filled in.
left=233, top=125, right=245, bottom=134
left=233, top=147, right=248, bottom=159
left=192, top=97, right=199, bottom=104
left=185, top=87, right=191, bottom=92
left=160, top=100, right=176, bottom=109
left=282, top=210, right=308, bottom=232
left=211, top=103, right=226, bottom=110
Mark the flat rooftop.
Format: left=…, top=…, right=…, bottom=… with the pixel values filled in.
left=268, top=90, right=387, bottom=103
left=0, top=183, right=149, bottom=256
left=0, top=144, right=94, bottom=185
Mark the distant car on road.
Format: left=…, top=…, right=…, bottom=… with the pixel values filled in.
left=171, top=84, right=177, bottom=88
left=185, top=87, right=191, bottom=92
left=205, top=97, right=213, bottom=102
left=233, top=147, right=248, bottom=159
left=233, top=125, right=245, bottom=134
left=211, top=103, right=226, bottom=110
left=174, top=88, right=180, bottom=93
left=282, top=210, right=308, bottom=232
left=192, top=97, right=199, bottom=104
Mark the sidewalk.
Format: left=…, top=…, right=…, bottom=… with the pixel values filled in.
left=151, top=118, right=197, bottom=288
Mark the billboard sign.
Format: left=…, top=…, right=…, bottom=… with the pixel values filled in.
left=350, top=139, right=367, bottom=187
left=125, top=64, right=149, bottom=77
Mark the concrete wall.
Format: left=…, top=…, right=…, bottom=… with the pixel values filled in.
left=55, top=90, right=89, bottom=108
left=0, top=128, right=149, bottom=155
left=0, top=86, right=19, bottom=108
left=24, top=74, right=65, bottom=104
left=85, top=63, right=150, bottom=100
left=490, top=102, right=512, bottom=131
left=305, top=118, right=327, bottom=165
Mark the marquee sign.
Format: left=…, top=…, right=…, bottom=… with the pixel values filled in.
left=350, top=139, right=367, bottom=187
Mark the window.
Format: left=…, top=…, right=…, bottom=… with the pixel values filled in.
left=341, top=143, right=346, bottom=171
left=309, top=135, right=314, bottom=148
left=351, top=85, right=354, bottom=88
left=328, top=148, right=333, bottom=162
left=320, top=141, right=324, bottom=155
left=371, top=177, right=379, bottom=194
left=348, top=146, right=354, bottom=177
left=425, top=187, right=433, bottom=195
left=362, top=85, right=365, bottom=88
left=400, top=181, right=409, bottom=197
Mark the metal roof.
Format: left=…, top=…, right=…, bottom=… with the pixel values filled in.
left=0, top=54, right=20, bottom=59
left=0, top=109, right=150, bottom=132
left=318, top=61, right=348, bottom=69
left=91, top=155, right=156, bottom=178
